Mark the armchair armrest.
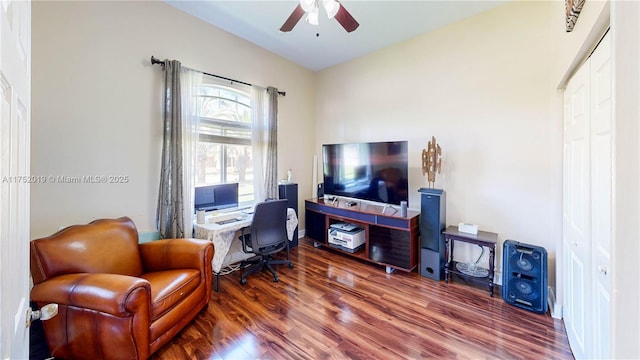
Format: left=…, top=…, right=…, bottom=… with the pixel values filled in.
left=139, top=238, right=213, bottom=273
left=30, top=273, right=151, bottom=316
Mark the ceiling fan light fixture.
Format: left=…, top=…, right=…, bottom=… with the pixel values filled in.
left=299, top=0, right=316, bottom=13
left=322, top=0, right=340, bottom=19
left=281, top=0, right=358, bottom=33
left=305, top=7, right=319, bottom=25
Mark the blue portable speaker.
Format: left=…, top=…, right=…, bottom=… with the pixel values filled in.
left=502, top=240, right=548, bottom=314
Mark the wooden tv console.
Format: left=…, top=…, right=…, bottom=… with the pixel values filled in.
left=305, top=198, right=420, bottom=273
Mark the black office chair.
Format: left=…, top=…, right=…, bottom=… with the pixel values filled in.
left=239, top=199, right=293, bottom=284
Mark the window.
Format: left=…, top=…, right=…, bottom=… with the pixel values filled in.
left=196, top=84, right=254, bottom=203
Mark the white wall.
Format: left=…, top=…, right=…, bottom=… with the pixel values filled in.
left=30, top=1, right=316, bottom=238
left=316, top=1, right=558, bottom=283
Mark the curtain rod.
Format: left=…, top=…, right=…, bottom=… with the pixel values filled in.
left=150, top=56, right=286, bottom=97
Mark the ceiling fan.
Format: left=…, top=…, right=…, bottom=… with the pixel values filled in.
left=280, top=0, right=359, bottom=33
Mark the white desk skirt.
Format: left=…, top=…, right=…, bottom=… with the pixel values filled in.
left=193, top=208, right=298, bottom=273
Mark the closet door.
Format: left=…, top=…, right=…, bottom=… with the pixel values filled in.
left=562, top=31, right=612, bottom=360
left=563, top=56, right=591, bottom=360
left=589, top=32, right=612, bottom=360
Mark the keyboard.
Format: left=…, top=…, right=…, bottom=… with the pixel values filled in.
left=215, top=218, right=240, bottom=225
left=218, top=205, right=252, bottom=214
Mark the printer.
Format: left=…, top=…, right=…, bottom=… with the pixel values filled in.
left=328, top=223, right=365, bottom=253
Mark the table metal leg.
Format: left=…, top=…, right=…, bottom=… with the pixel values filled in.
left=444, top=237, right=450, bottom=283
left=488, top=246, right=495, bottom=297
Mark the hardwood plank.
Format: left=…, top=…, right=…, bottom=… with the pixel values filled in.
left=150, top=238, right=573, bottom=360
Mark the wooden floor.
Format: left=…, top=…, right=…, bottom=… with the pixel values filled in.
left=151, top=238, right=574, bottom=360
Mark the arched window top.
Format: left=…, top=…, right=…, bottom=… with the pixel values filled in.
left=198, top=84, right=250, bottom=122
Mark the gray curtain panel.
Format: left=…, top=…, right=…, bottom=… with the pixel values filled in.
left=156, top=60, right=185, bottom=239
left=264, top=87, right=279, bottom=199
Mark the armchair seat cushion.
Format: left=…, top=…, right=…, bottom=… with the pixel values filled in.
left=141, top=269, right=201, bottom=320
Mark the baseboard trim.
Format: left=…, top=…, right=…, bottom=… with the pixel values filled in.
left=548, top=286, right=562, bottom=319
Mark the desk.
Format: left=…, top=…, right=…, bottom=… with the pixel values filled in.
left=193, top=208, right=298, bottom=274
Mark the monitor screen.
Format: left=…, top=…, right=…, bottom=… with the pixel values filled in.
left=194, top=183, right=239, bottom=212
left=322, top=141, right=409, bottom=206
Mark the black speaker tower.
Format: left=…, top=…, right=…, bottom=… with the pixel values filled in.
left=502, top=240, right=548, bottom=313
left=418, top=188, right=446, bottom=280
left=278, top=183, right=298, bottom=247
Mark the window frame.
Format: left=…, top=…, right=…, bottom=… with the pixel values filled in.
left=195, top=84, right=254, bottom=203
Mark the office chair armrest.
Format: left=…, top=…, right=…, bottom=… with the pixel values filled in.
left=239, top=226, right=252, bottom=253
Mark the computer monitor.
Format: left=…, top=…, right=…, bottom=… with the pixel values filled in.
left=194, top=183, right=239, bottom=212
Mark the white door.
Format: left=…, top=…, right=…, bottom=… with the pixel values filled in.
left=563, top=57, right=591, bottom=360
left=562, top=31, right=612, bottom=360
left=588, top=32, right=612, bottom=359
left=0, top=0, right=31, bottom=358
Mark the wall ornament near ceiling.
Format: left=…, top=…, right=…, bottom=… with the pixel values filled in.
left=566, top=0, right=586, bottom=32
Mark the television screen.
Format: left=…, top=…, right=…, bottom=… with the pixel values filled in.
left=194, top=183, right=239, bottom=212
left=322, top=141, right=409, bottom=205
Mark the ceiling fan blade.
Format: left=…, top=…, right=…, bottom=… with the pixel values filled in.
left=334, top=3, right=359, bottom=32
left=280, top=4, right=305, bottom=32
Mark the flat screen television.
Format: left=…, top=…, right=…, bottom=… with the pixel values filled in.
left=194, top=183, right=239, bottom=212
left=322, top=141, right=409, bottom=206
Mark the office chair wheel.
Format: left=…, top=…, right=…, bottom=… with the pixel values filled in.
left=273, top=275, right=279, bottom=283
left=288, top=263, right=294, bottom=269
left=240, top=278, right=247, bottom=285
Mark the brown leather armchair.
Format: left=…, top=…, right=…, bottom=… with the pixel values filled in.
left=30, top=217, right=214, bottom=360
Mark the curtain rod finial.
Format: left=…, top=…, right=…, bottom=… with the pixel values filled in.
left=150, top=56, right=163, bottom=66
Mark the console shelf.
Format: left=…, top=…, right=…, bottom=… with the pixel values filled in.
left=442, top=226, right=497, bottom=297
left=305, top=198, right=420, bottom=273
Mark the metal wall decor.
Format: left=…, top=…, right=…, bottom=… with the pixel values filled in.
left=566, top=0, right=585, bottom=32
left=421, top=136, right=442, bottom=188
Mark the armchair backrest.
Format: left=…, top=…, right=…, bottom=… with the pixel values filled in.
left=30, top=217, right=144, bottom=284
left=249, top=199, right=288, bottom=255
